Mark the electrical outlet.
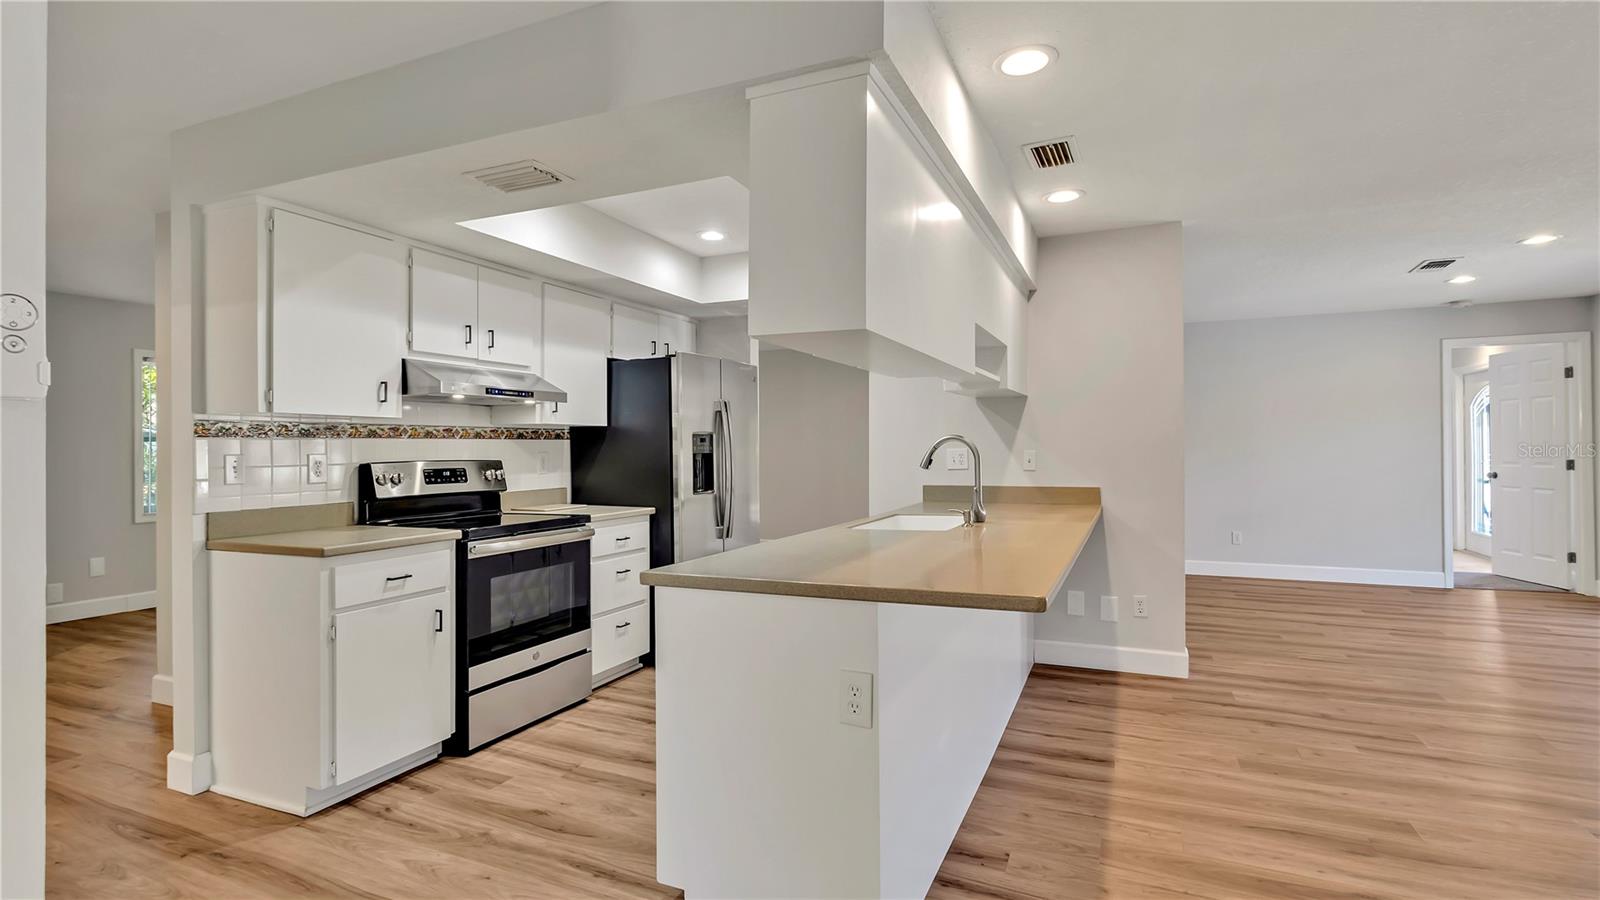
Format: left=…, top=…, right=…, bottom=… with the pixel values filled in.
left=1100, top=595, right=1118, bottom=622
left=1133, top=595, right=1149, bottom=618
left=839, top=669, right=874, bottom=729
left=306, top=453, right=327, bottom=485
left=1066, top=590, right=1085, bottom=615
left=1231, top=530, right=1243, bottom=545
left=1021, top=449, right=1038, bottom=472
left=946, top=446, right=970, bottom=471
left=89, top=557, right=106, bottom=578
left=223, top=453, right=242, bottom=485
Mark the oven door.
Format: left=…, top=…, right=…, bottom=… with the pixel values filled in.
left=463, top=526, right=593, bottom=669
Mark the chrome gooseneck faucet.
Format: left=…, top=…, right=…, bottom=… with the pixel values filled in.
left=919, top=434, right=986, bottom=523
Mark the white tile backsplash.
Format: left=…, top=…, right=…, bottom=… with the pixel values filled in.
left=242, top=438, right=270, bottom=467
left=271, top=439, right=299, bottom=467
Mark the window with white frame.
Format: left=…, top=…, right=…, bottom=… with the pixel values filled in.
left=1470, top=383, right=1491, bottom=536
left=135, top=349, right=157, bottom=523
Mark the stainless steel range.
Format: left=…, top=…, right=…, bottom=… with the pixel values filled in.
left=357, top=460, right=594, bottom=753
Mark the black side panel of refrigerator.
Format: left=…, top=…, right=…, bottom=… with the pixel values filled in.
left=570, top=356, right=675, bottom=570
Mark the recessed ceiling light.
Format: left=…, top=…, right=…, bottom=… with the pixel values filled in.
left=916, top=202, right=963, bottom=222
left=1444, top=299, right=1474, bottom=309
left=1519, top=233, right=1562, bottom=245
left=1044, top=189, right=1084, bottom=204
left=1447, top=275, right=1477, bottom=285
left=995, top=45, right=1057, bottom=77
left=698, top=229, right=725, bottom=242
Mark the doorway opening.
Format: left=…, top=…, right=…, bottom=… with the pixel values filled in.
left=1441, top=332, right=1594, bottom=593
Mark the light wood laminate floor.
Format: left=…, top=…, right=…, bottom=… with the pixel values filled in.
left=47, top=578, right=1598, bottom=899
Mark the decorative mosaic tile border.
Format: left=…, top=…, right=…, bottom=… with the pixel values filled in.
left=193, top=418, right=569, bottom=441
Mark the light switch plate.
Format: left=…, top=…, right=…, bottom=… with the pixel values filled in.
left=89, top=557, right=106, bottom=578
left=1022, top=449, right=1038, bottom=472
left=1100, top=595, right=1118, bottom=621
left=946, top=446, right=970, bottom=470
left=1066, top=590, right=1085, bottom=615
left=307, top=453, right=327, bottom=485
left=223, top=453, right=242, bottom=485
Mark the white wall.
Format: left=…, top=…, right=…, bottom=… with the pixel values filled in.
left=758, top=348, right=870, bottom=540
left=1186, top=295, right=1597, bottom=579
left=695, top=315, right=752, bottom=364
left=868, top=224, right=1187, bottom=673
left=45, top=293, right=158, bottom=618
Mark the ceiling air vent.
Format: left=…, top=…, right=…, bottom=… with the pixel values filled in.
left=464, top=159, right=566, bottom=193
left=1409, top=257, right=1460, bottom=273
left=1023, top=136, right=1076, bottom=169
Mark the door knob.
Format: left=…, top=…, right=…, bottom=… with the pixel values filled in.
left=1487, top=472, right=1499, bottom=479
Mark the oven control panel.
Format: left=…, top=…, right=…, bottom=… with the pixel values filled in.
left=359, top=459, right=507, bottom=499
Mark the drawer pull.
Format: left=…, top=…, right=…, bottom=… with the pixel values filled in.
left=385, top=574, right=413, bottom=583
left=434, top=609, right=444, bottom=632
left=615, top=568, right=632, bottom=576
left=615, top=536, right=631, bottom=542
left=615, top=621, right=631, bottom=629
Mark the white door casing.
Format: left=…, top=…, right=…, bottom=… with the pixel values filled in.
left=1488, top=345, right=1570, bottom=588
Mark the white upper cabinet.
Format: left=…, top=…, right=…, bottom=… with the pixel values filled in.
left=269, top=209, right=407, bottom=418
left=659, top=314, right=695, bottom=356
left=611, top=303, right=660, bottom=359
left=409, top=248, right=478, bottom=360
left=613, top=303, right=696, bottom=359
left=476, top=268, right=540, bottom=369
left=542, top=283, right=611, bottom=426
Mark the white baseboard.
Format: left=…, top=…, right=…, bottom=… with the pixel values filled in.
left=150, top=673, right=173, bottom=707
left=45, top=589, right=157, bottom=625
left=1185, top=560, right=1447, bottom=589
left=1034, top=639, right=1189, bottom=678
left=166, top=750, right=213, bottom=795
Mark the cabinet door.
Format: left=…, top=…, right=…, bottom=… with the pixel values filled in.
left=542, top=284, right=611, bottom=426
left=333, top=592, right=452, bottom=783
left=271, top=210, right=406, bottom=418
left=659, top=315, right=696, bottom=356
left=611, top=303, right=660, bottom=359
left=410, top=248, right=478, bottom=359
left=477, top=267, right=540, bottom=369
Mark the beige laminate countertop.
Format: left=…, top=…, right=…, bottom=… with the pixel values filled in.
left=506, top=504, right=655, bottom=523
left=205, top=525, right=461, bottom=558
left=640, top=487, right=1101, bottom=613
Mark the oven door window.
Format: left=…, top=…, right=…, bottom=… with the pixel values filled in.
left=465, top=541, right=590, bottom=667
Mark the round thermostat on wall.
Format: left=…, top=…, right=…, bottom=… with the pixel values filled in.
left=2, top=293, right=39, bottom=331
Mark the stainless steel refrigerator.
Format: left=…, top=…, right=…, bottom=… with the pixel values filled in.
left=570, top=352, right=759, bottom=567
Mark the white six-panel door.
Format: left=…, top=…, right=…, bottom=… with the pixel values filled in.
left=1488, top=344, right=1570, bottom=588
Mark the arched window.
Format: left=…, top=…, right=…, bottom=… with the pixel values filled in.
left=1470, top=384, right=1492, bottom=536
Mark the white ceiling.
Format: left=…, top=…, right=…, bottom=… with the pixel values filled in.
left=585, top=177, right=750, bottom=257
left=934, top=1, right=1600, bottom=321
left=46, top=0, right=588, bottom=304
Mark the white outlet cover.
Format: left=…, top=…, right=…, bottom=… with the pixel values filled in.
left=1231, top=530, right=1243, bottom=545
left=89, top=557, right=106, bottom=578
left=1100, top=595, right=1118, bottom=622
left=946, top=446, right=970, bottom=470
left=1066, top=590, right=1085, bottom=615
left=223, top=453, right=242, bottom=485
left=307, top=453, right=327, bottom=484
left=1133, top=594, right=1149, bottom=618
left=839, top=669, right=874, bottom=729
left=1022, top=449, right=1038, bottom=472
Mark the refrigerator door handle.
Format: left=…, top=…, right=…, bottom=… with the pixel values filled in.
left=713, top=399, right=733, bottom=540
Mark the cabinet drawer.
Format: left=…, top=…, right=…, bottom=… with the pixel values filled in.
left=333, top=548, right=451, bottom=610
left=591, top=550, right=649, bottom=617
left=592, top=519, right=649, bottom=558
left=592, top=601, right=650, bottom=675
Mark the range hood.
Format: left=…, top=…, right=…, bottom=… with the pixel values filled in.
left=401, top=358, right=567, bottom=405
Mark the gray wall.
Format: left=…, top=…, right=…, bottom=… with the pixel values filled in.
left=696, top=315, right=752, bottom=364
left=758, top=347, right=869, bottom=539
left=46, top=292, right=157, bottom=608
left=1185, top=295, right=1597, bottom=574
left=868, top=224, right=1187, bottom=659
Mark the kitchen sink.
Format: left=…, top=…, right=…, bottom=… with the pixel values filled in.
left=852, top=514, right=967, bottom=532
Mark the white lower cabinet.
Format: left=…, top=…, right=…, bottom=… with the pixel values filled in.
left=209, top=544, right=455, bottom=816
left=589, top=514, right=653, bottom=686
